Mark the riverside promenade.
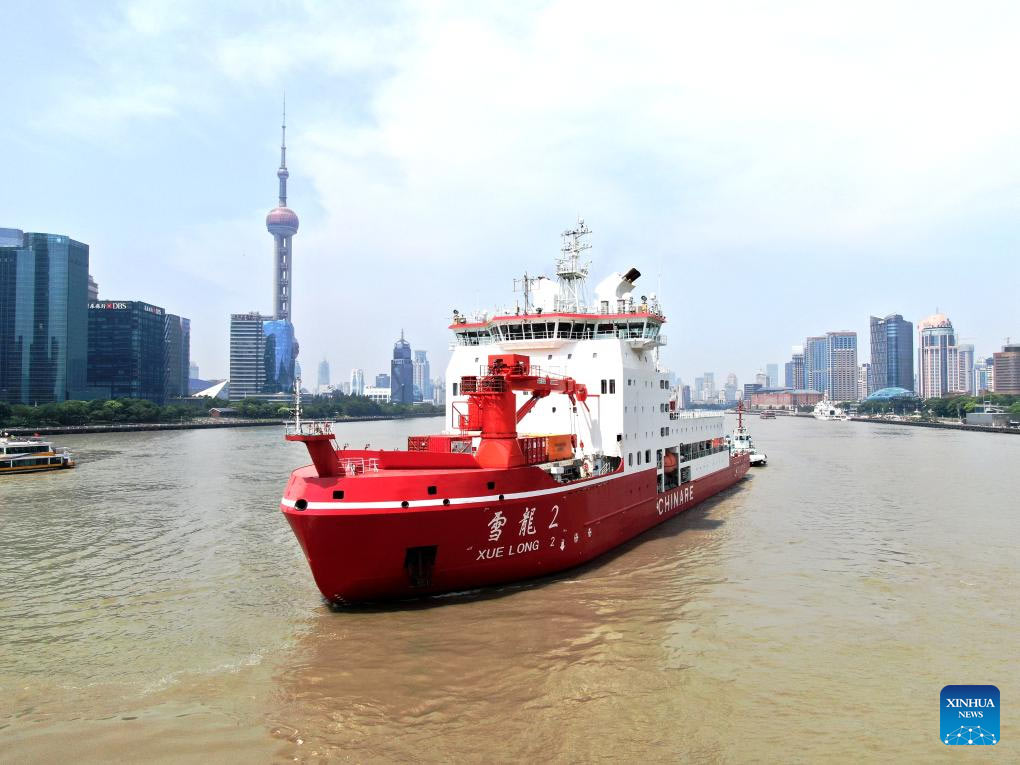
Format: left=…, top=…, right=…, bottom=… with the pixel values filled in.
left=3, top=415, right=429, bottom=437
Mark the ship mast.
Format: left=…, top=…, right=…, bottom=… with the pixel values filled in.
left=555, top=218, right=591, bottom=312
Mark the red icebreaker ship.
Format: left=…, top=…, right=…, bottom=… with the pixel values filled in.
left=282, top=220, right=749, bottom=603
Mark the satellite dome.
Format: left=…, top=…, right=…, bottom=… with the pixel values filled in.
left=266, top=206, right=299, bottom=236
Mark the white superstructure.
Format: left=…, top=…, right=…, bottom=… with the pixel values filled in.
left=445, top=220, right=727, bottom=491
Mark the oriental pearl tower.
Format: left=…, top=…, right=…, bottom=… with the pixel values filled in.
left=266, top=102, right=299, bottom=321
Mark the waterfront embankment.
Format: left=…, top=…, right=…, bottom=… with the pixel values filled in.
left=850, top=416, right=1020, bottom=435
left=3, top=414, right=434, bottom=437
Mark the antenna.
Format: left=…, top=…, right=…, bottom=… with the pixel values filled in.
left=513, top=271, right=541, bottom=314
left=556, top=217, right=591, bottom=312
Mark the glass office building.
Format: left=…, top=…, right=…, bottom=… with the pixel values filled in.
left=390, top=331, right=414, bottom=404
left=262, top=318, right=297, bottom=394
left=87, top=301, right=168, bottom=403
left=0, top=231, right=89, bottom=404
left=870, top=314, right=913, bottom=392
left=164, top=314, right=191, bottom=399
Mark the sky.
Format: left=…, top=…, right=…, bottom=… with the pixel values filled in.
left=3, top=0, right=1019, bottom=388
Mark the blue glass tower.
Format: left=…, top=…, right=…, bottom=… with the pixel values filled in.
left=0, top=231, right=89, bottom=403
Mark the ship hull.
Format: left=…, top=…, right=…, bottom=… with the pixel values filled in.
left=282, top=454, right=749, bottom=603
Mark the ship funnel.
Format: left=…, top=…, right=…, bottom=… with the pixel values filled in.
left=594, top=269, right=641, bottom=304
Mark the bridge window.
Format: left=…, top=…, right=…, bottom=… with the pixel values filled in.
left=601, top=379, right=607, bottom=394
left=609, top=379, right=616, bottom=394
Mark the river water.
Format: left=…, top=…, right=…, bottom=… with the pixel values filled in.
left=1, top=415, right=1017, bottom=762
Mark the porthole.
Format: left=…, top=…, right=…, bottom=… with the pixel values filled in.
left=295, top=499, right=308, bottom=511
left=401, top=500, right=410, bottom=508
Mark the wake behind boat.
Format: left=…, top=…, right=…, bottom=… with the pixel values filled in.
left=281, top=220, right=751, bottom=603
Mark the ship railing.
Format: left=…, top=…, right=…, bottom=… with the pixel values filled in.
left=285, top=420, right=335, bottom=437
left=669, top=411, right=725, bottom=421
left=452, top=327, right=665, bottom=346
left=338, top=457, right=380, bottom=474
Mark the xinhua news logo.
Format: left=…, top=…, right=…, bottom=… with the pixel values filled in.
left=941, top=685, right=999, bottom=745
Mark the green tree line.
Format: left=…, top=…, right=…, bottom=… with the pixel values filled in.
left=0, top=394, right=444, bottom=428
left=849, top=393, right=1020, bottom=418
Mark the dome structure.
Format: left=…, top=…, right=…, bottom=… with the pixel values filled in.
left=266, top=206, right=299, bottom=237
left=918, top=313, right=952, bottom=330
left=866, top=387, right=919, bottom=401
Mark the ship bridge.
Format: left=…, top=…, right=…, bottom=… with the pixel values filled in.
left=450, top=219, right=665, bottom=350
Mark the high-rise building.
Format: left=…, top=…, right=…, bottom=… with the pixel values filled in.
left=88, top=274, right=99, bottom=301
left=804, top=336, right=828, bottom=394
left=858, top=362, right=872, bottom=400
left=229, top=312, right=268, bottom=399
left=413, top=350, right=431, bottom=403
left=189, top=361, right=200, bottom=380
left=917, top=313, right=961, bottom=398
left=754, top=371, right=768, bottom=387
left=790, top=347, right=805, bottom=389
left=826, top=331, right=858, bottom=401
left=992, top=343, right=1020, bottom=394
left=974, top=356, right=994, bottom=393
left=680, top=384, right=691, bottom=409
left=956, top=344, right=975, bottom=395
left=390, top=330, right=414, bottom=404
left=743, top=382, right=763, bottom=408
left=0, top=230, right=89, bottom=403
left=87, top=301, right=168, bottom=403
left=693, top=377, right=704, bottom=402
left=765, top=363, right=779, bottom=389
left=164, top=314, right=191, bottom=399
left=702, top=372, right=715, bottom=401
left=870, top=314, right=913, bottom=391
left=375, top=373, right=390, bottom=388
left=724, top=372, right=738, bottom=403
left=317, top=358, right=331, bottom=391
left=349, top=367, right=365, bottom=396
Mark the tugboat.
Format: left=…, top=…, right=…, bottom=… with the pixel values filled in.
left=281, top=220, right=751, bottom=603
left=729, top=402, right=767, bottom=467
left=0, top=433, right=76, bottom=475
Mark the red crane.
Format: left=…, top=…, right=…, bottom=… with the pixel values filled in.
left=460, top=354, right=589, bottom=468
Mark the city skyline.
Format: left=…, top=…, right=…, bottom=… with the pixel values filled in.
left=2, top=3, right=1018, bottom=385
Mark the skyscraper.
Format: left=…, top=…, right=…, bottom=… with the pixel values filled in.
left=164, top=313, right=191, bottom=399
left=0, top=230, right=89, bottom=403
left=974, top=356, right=994, bottom=393
left=317, top=358, right=331, bottom=391
left=992, top=343, right=1020, bottom=394
left=229, top=313, right=267, bottom=399
left=917, top=313, right=961, bottom=398
left=391, top=331, right=414, bottom=404
left=956, top=344, right=975, bottom=395
left=804, top=336, right=827, bottom=394
left=413, top=350, right=431, bottom=403
left=375, top=373, right=390, bottom=388
left=349, top=367, right=365, bottom=396
left=87, top=301, right=168, bottom=403
left=790, top=346, right=805, bottom=389
left=858, top=362, right=872, bottom=400
left=826, top=331, right=858, bottom=401
left=869, top=314, right=913, bottom=391
left=765, top=363, right=779, bottom=389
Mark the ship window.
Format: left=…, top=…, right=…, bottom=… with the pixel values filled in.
left=333, top=490, right=345, bottom=499
left=401, top=500, right=410, bottom=508
left=645, top=449, right=651, bottom=463
left=552, top=407, right=556, bottom=413
left=601, top=379, right=607, bottom=394
left=548, top=354, right=553, bottom=360
left=609, top=379, right=616, bottom=394
left=567, top=353, right=572, bottom=359
left=617, top=434, right=622, bottom=442
left=636, top=452, right=641, bottom=465
left=628, top=453, right=633, bottom=466
left=453, top=383, right=459, bottom=396
left=487, top=481, right=496, bottom=490
left=427, top=485, right=437, bottom=495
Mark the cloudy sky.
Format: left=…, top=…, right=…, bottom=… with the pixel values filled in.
left=4, top=0, right=1018, bottom=386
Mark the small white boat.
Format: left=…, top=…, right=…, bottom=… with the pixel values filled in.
left=812, top=400, right=849, bottom=421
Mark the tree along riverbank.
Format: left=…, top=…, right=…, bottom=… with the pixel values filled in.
left=0, top=395, right=444, bottom=432
left=3, top=413, right=444, bottom=437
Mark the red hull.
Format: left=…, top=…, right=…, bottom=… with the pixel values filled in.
left=282, top=453, right=749, bottom=603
